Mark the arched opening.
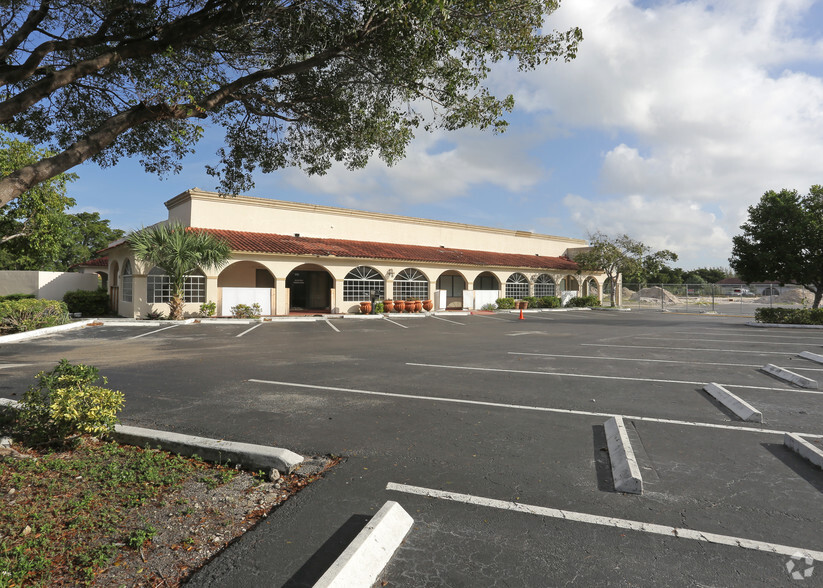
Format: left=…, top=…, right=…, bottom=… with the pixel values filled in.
left=287, top=263, right=333, bottom=311
left=121, top=260, right=133, bottom=302
left=343, top=266, right=384, bottom=302
left=563, top=275, right=579, bottom=292
left=473, top=272, right=499, bottom=291
left=582, top=277, right=598, bottom=297
left=393, top=268, right=429, bottom=301
left=109, top=261, right=119, bottom=313
left=534, top=274, right=556, bottom=297
left=436, top=270, right=466, bottom=309
left=505, top=272, right=529, bottom=299
left=218, top=261, right=276, bottom=316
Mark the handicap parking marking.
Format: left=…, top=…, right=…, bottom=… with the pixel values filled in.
left=385, top=483, right=823, bottom=562
left=247, top=379, right=823, bottom=438
left=128, top=324, right=181, bottom=339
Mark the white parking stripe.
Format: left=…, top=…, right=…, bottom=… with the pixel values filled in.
left=382, top=317, right=409, bottom=329
left=508, top=351, right=823, bottom=372
left=129, top=324, right=179, bottom=339
left=582, top=343, right=793, bottom=356
left=470, top=314, right=508, bottom=321
left=638, top=336, right=812, bottom=346
left=385, top=483, right=823, bottom=562
left=670, top=330, right=823, bottom=340
left=0, top=363, right=32, bottom=370
left=408, top=362, right=822, bottom=394
left=325, top=320, right=340, bottom=333
left=236, top=323, right=263, bottom=338
left=430, top=315, right=464, bottom=326
left=247, top=379, right=823, bottom=438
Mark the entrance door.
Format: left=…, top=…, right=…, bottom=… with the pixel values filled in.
left=287, top=270, right=331, bottom=310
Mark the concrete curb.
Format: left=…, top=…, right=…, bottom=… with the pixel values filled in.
left=703, top=383, right=762, bottom=422
left=313, top=501, right=413, bottom=588
left=784, top=433, right=823, bottom=469
left=604, top=416, right=643, bottom=495
left=799, top=351, right=823, bottom=365
left=747, top=322, right=823, bottom=330
left=0, top=319, right=95, bottom=343
left=112, top=425, right=303, bottom=473
left=760, top=364, right=818, bottom=389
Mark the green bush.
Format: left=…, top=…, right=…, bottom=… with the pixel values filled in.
left=521, top=296, right=539, bottom=308
left=538, top=296, right=561, bottom=308
left=231, top=303, right=262, bottom=318
left=755, top=307, right=823, bottom=325
left=566, top=295, right=601, bottom=308
left=480, top=302, right=497, bottom=311
left=63, top=288, right=109, bottom=316
left=0, top=299, right=69, bottom=333
left=145, top=309, right=165, bottom=320
left=496, top=297, right=516, bottom=309
left=15, top=359, right=124, bottom=445
left=199, top=300, right=217, bottom=317
left=0, top=293, right=36, bottom=302
left=374, top=301, right=385, bottom=313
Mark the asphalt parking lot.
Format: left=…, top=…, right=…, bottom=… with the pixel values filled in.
left=2, top=309, right=822, bottom=586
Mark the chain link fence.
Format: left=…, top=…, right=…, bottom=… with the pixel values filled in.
left=607, top=283, right=815, bottom=316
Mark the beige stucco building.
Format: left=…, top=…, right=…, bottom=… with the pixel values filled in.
left=103, top=189, right=607, bottom=318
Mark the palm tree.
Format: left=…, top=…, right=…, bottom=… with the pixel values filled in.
left=128, top=222, right=231, bottom=320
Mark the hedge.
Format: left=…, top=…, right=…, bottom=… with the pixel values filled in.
left=566, top=295, right=601, bottom=308
left=0, top=293, right=36, bottom=302
left=0, top=299, right=70, bottom=333
left=538, top=296, right=561, bottom=308
left=496, top=297, right=516, bottom=309
left=63, top=288, right=109, bottom=316
left=754, top=307, right=823, bottom=325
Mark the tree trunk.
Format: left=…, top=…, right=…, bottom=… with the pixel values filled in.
left=168, top=295, right=185, bottom=320
left=813, top=288, right=822, bottom=309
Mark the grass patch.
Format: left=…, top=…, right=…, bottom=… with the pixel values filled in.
left=0, top=440, right=210, bottom=586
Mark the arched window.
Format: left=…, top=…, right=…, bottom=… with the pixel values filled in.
left=121, top=260, right=133, bottom=302
left=534, top=274, right=556, bottom=297
left=505, top=273, right=529, bottom=299
left=147, top=267, right=206, bottom=303
left=473, top=273, right=499, bottom=290
left=343, top=266, right=384, bottom=301
left=393, top=268, right=428, bottom=300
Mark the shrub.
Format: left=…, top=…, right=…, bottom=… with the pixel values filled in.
left=15, top=359, right=124, bottom=445
left=521, top=296, right=539, bottom=308
left=0, top=293, right=36, bottom=302
left=755, top=307, right=823, bottom=325
left=495, top=297, right=516, bottom=309
left=145, top=309, right=165, bottom=320
left=231, top=303, right=262, bottom=318
left=63, top=288, right=109, bottom=316
left=0, top=299, right=69, bottom=333
left=374, top=301, right=385, bottom=313
left=199, top=300, right=217, bottom=317
left=566, top=295, right=601, bottom=308
left=538, top=296, right=561, bottom=308
left=481, top=302, right=497, bottom=311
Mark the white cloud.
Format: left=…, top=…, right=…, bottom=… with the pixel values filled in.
left=277, top=126, right=545, bottom=212
left=500, top=0, right=823, bottom=266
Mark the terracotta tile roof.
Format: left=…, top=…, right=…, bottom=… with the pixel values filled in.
left=70, top=256, right=108, bottom=268
left=192, top=228, right=579, bottom=271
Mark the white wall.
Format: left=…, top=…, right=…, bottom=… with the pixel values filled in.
left=0, top=271, right=98, bottom=300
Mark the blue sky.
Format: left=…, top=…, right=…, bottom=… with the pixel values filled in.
left=68, top=0, right=823, bottom=269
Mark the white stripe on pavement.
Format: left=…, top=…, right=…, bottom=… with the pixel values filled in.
left=236, top=323, right=263, bottom=338
left=430, top=315, right=465, bottom=326
left=385, top=483, right=823, bottom=562
left=129, top=324, right=179, bottom=339
left=582, top=343, right=795, bottom=356
left=637, top=336, right=813, bottom=346
left=382, top=317, right=409, bottom=329
left=408, top=362, right=822, bottom=394
left=0, top=363, right=32, bottom=370
left=247, top=379, right=823, bottom=438
left=325, top=320, right=340, bottom=333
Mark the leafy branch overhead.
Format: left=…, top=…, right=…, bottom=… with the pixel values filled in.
left=0, top=0, right=583, bottom=207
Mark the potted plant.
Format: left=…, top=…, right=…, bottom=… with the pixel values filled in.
left=519, top=300, right=529, bottom=310
left=360, top=301, right=372, bottom=314
left=422, top=299, right=433, bottom=312
left=414, top=299, right=423, bottom=312
left=383, top=299, right=394, bottom=313
left=394, top=300, right=405, bottom=312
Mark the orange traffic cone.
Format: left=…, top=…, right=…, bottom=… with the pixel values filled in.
left=519, top=308, right=524, bottom=320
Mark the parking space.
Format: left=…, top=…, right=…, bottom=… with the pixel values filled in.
left=1, top=311, right=822, bottom=585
